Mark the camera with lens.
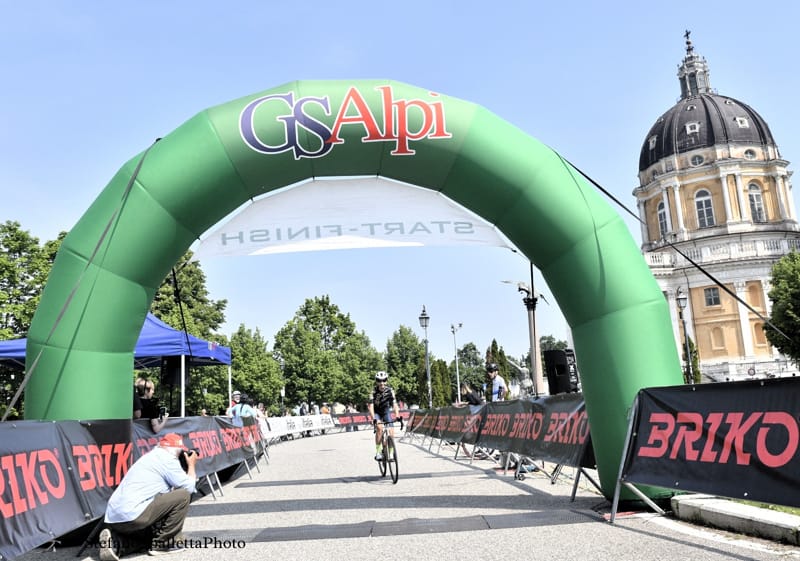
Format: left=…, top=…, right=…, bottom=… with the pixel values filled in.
left=178, top=448, right=199, bottom=471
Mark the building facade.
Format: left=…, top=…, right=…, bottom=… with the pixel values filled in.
left=634, top=33, right=800, bottom=381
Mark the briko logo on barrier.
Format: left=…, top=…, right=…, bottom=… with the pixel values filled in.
left=239, top=85, right=453, bottom=159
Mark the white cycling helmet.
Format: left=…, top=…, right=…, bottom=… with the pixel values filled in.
left=375, top=371, right=389, bottom=382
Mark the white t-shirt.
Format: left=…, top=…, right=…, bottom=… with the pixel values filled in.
left=105, top=447, right=195, bottom=523
left=491, top=374, right=506, bottom=402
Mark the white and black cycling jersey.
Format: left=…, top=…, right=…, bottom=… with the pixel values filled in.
left=370, top=385, right=397, bottom=414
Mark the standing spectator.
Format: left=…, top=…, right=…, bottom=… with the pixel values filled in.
left=138, top=378, right=168, bottom=433
left=226, top=392, right=256, bottom=427
left=99, top=433, right=197, bottom=559
left=320, top=403, right=330, bottom=435
left=486, top=363, right=507, bottom=402
left=133, top=382, right=143, bottom=420
left=460, top=382, right=483, bottom=407
left=229, top=390, right=241, bottom=409
left=485, top=362, right=512, bottom=466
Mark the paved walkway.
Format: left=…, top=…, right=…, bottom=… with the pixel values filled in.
left=18, top=430, right=799, bottom=561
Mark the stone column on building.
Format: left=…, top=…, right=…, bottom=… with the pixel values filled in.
left=637, top=199, right=648, bottom=243
left=735, top=280, right=755, bottom=357
left=734, top=174, right=747, bottom=221
left=770, top=173, right=787, bottom=220
left=776, top=173, right=795, bottom=220
left=718, top=171, right=733, bottom=223
left=672, top=183, right=686, bottom=235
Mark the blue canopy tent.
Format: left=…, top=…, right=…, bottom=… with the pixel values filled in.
left=0, top=313, right=231, bottom=416
left=133, top=313, right=231, bottom=368
left=0, top=338, right=26, bottom=369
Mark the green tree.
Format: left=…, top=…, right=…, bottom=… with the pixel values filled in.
left=539, top=334, right=568, bottom=353
left=452, top=341, right=485, bottom=397
left=0, top=221, right=62, bottom=338
left=150, top=251, right=227, bottom=338
left=274, top=295, right=382, bottom=410
left=486, top=339, right=510, bottom=380
left=523, top=334, right=568, bottom=371
left=765, top=251, right=800, bottom=362
left=431, top=358, right=451, bottom=406
left=227, top=325, right=283, bottom=415
left=681, top=337, right=701, bottom=384
left=384, top=325, right=424, bottom=405
left=339, top=330, right=383, bottom=408
left=0, top=223, right=63, bottom=418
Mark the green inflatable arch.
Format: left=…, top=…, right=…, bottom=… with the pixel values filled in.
left=26, top=80, right=682, bottom=497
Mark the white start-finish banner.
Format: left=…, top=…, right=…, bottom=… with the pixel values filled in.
left=192, top=176, right=513, bottom=258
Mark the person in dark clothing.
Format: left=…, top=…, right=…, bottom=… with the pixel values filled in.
left=460, top=382, right=483, bottom=406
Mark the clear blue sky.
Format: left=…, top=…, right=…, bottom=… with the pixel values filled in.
left=2, top=2, right=799, bottom=363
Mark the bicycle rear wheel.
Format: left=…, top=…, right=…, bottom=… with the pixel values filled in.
left=386, top=435, right=398, bottom=484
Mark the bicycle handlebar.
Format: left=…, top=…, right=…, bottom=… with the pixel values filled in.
left=373, top=417, right=404, bottom=430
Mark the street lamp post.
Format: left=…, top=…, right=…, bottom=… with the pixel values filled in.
left=676, top=288, right=694, bottom=384
left=451, top=323, right=462, bottom=404
left=419, top=306, right=432, bottom=409
left=278, top=357, right=286, bottom=412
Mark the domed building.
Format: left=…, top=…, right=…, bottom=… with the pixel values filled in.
left=634, top=32, right=800, bottom=381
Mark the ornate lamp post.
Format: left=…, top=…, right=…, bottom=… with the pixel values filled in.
left=451, top=323, right=462, bottom=404
left=676, top=288, right=694, bottom=384
left=418, top=306, right=432, bottom=408
left=502, top=277, right=544, bottom=396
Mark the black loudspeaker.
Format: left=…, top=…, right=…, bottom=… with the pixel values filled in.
left=161, top=356, right=182, bottom=387
left=543, top=349, right=572, bottom=394
left=564, top=348, right=580, bottom=392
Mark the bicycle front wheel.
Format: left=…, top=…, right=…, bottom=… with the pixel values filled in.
left=378, top=441, right=388, bottom=477
left=387, top=435, right=398, bottom=484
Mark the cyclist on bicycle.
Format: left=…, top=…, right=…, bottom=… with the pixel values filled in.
left=368, top=370, right=400, bottom=461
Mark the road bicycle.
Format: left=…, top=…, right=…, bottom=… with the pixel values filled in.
left=374, top=418, right=402, bottom=483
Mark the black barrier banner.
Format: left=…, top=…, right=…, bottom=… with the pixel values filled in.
left=405, top=409, right=428, bottom=434
left=623, top=378, right=800, bottom=508
left=133, top=416, right=263, bottom=478
left=1, top=415, right=266, bottom=561
left=58, top=420, right=132, bottom=520
left=473, top=395, right=591, bottom=467
left=0, top=419, right=137, bottom=561
left=460, top=405, right=485, bottom=445
left=435, top=406, right=471, bottom=442
left=415, top=409, right=439, bottom=437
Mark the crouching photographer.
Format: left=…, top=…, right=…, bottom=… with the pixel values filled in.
left=99, top=433, right=198, bottom=559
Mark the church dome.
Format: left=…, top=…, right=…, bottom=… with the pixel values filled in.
left=639, top=94, right=775, bottom=171
left=638, top=35, right=777, bottom=172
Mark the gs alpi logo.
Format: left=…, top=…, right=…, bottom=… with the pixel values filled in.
left=239, top=85, right=452, bottom=160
